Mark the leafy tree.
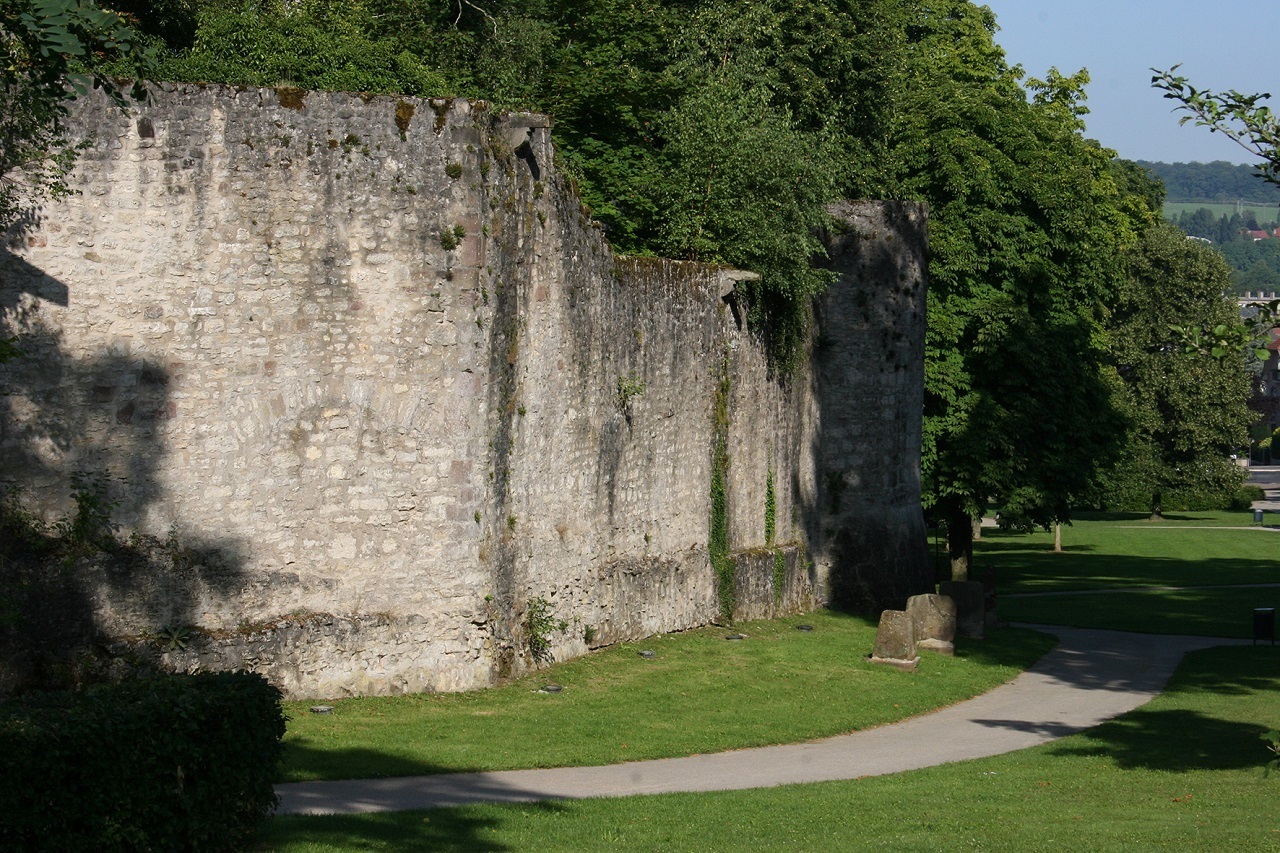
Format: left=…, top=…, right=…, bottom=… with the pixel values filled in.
left=648, top=1, right=843, bottom=361
left=1152, top=70, right=1280, bottom=353
left=1179, top=207, right=1218, bottom=240
left=1100, top=222, right=1252, bottom=513
left=1, top=0, right=154, bottom=231
left=891, top=0, right=1139, bottom=578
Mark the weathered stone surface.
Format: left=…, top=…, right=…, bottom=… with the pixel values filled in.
left=871, top=609, right=919, bottom=670
left=907, top=593, right=956, bottom=655
left=816, top=201, right=932, bottom=613
left=916, top=638, right=954, bottom=655
left=939, top=581, right=985, bottom=639
left=0, top=84, right=928, bottom=698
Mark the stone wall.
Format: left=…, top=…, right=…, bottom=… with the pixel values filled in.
left=0, top=84, right=929, bottom=698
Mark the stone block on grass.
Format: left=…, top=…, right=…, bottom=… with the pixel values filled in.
left=870, top=609, right=920, bottom=671
left=939, top=580, right=984, bottom=639
left=907, top=593, right=956, bottom=655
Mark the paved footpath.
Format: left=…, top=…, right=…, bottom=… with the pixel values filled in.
left=276, top=625, right=1249, bottom=815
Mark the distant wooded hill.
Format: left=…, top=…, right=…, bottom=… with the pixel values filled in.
left=1142, top=161, right=1280, bottom=295
left=1138, top=160, right=1280, bottom=204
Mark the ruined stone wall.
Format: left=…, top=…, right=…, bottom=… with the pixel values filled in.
left=0, top=84, right=927, bottom=698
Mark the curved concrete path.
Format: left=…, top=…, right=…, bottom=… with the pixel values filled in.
left=276, top=625, right=1250, bottom=815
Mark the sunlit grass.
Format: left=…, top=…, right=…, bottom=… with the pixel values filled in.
left=280, top=611, right=1053, bottom=782
left=257, top=645, right=1280, bottom=851
left=975, top=512, right=1280, bottom=635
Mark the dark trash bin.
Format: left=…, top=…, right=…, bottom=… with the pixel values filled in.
left=1254, top=608, right=1276, bottom=645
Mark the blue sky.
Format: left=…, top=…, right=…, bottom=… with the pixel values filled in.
left=980, top=1, right=1275, bottom=165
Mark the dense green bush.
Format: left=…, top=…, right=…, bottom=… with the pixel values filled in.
left=0, top=671, right=285, bottom=852
left=1090, top=480, right=1257, bottom=514
left=1228, top=484, right=1266, bottom=511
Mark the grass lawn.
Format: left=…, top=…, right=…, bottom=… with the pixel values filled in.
left=970, top=511, right=1280, bottom=636
left=255, top=644, right=1280, bottom=851
left=281, top=611, right=1054, bottom=782
left=254, top=515, right=1280, bottom=850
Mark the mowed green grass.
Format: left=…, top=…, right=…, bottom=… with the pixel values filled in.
left=281, top=611, right=1054, bottom=782
left=982, top=511, right=1280, bottom=636
left=256, top=645, right=1280, bottom=851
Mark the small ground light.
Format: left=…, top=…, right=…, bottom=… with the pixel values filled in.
left=796, top=625, right=814, bottom=632
left=540, top=684, right=564, bottom=693
left=638, top=650, right=656, bottom=658
left=309, top=705, right=334, bottom=714
left=725, top=633, right=746, bottom=641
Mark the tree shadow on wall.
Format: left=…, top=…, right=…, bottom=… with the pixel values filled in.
left=0, top=242, right=249, bottom=694
left=806, top=202, right=934, bottom=615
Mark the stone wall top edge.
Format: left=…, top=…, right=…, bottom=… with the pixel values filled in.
left=126, top=80, right=543, bottom=125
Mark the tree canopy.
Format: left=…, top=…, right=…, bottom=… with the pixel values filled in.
left=1139, top=159, right=1280, bottom=204
left=886, top=0, right=1147, bottom=576
left=1100, top=222, right=1252, bottom=512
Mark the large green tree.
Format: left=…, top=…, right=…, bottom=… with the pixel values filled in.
left=891, top=0, right=1140, bottom=578
left=1101, top=221, right=1252, bottom=512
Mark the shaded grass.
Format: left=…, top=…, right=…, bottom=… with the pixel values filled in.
left=975, top=512, right=1280, bottom=635
left=1003, top=586, right=1280, bottom=638
left=978, top=513, right=1280, bottom=595
left=255, top=645, right=1280, bottom=851
left=280, top=611, right=1054, bottom=782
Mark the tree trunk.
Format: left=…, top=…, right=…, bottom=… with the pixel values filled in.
left=971, top=517, right=983, bottom=541
left=946, top=507, right=974, bottom=582
left=1053, top=522, right=1063, bottom=553
left=1150, top=491, right=1163, bottom=521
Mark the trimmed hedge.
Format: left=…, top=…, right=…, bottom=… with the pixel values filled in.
left=0, top=671, right=285, bottom=852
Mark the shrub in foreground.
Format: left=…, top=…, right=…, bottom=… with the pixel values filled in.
left=0, top=671, right=285, bottom=852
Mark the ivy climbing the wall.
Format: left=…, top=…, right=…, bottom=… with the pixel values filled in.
left=772, top=549, right=787, bottom=604
left=709, top=357, right=733, bottom=621
left=764, top=459, right=776, bottom=546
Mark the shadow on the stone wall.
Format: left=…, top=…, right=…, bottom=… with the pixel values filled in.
left=808, top=202, right=933, bottom=615
left=0, top=245, right=249, bottom=693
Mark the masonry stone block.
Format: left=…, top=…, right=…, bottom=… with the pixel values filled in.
left=870, top=609, right=920, bottom=671
left=939, top=581, right=985, bottom=640
left=907, top=593, right=957, bottom=655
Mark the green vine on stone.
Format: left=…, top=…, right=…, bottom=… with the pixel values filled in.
left=764, top=459, right=776, bottom=546
left=439, top=224, right=466, bottom=251
left=710, top=356, right=734, bottom=621
left=525, top=596, right=567, bottom=663
left=772, top=549, right=786, bottom=604
left=616, top=373, right=645, bottom=410
left=155, top=625, right=191, bottom=652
